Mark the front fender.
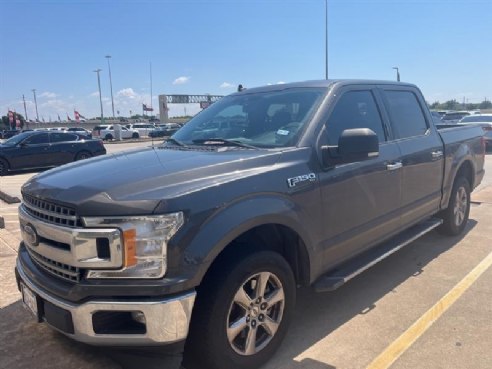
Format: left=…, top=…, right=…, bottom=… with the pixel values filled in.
left=179, top=194, right=315, bottom=285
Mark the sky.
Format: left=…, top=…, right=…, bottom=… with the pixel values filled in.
left=1, top=0, right=491, bottom=121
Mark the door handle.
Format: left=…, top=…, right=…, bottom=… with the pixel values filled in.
left=386, top=162, right=403, bottom=171
left=431, top=150, right=443, bottom=159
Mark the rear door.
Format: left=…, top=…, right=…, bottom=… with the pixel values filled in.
left=49, top=132, right=79, bottom=165
left=379, top=87, right=444, bottom=227
left=317, top=86, right=402, bottom=268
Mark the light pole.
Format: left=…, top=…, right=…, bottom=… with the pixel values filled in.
left=105, top=55, right=115, bottom=119
left=32, top=89, right=39, bottom=121
left=22, top=94, right=28, bottom=121
left=93, top=69, right=104, bottom=123
left=393, top=67, right=400, bottom=82
left=325, top=0, right=329, bottom=80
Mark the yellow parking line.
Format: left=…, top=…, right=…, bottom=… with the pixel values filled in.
left=366, top=250, right=492, bottom=369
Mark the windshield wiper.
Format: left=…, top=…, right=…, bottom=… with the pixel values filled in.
left=192, top=138, right=258, bottom=149
left=165, top=137, right=185, bottom=147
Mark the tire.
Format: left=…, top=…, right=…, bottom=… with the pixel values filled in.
left=0, top=158, right=9, bottom=176
left=105, top=133, right=113, bottom=141
left=437, top=177, right=471, bottom=236
left=132, top=132, right=139, bottom=139
left=185, top=251, right=296, bottom=369
left=75, top=151, right=92, bottom=161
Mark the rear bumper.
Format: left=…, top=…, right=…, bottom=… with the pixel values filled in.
left=16, top=258, right=196, bottom=346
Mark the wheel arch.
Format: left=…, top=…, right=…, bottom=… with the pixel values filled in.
left=181, top=197, right=314, bottom=289
left=442, top=158, right=475, bottom=210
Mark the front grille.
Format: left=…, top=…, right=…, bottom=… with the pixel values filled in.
left=26, top=247, right=82, bottom=282
left=22, top=194, right=80, bottom=227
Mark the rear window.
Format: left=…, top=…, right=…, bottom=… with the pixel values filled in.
left=50, top=133, right=79, bottom=142
left=383, top=90, right=428, bottom=139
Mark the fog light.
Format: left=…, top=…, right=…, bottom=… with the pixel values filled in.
left=131, top=311, right=146, bottom=325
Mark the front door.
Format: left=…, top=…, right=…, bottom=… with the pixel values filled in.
left=10, top=133, right=51, bottom=170
left=317, top=87, right=402, bottom=270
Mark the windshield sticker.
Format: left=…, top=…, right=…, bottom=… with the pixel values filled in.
left=287, top=173, right=317, bottom=188
left=276, top=129, right=289, bottom=136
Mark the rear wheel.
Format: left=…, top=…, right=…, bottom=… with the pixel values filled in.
left=438, top=177, right=471, bottom=236
left=0, top=158, right=9, bottom=176
left=105, top=133, right=113, bottom=141
left=132, top=132, right=139, bottom=139
left=185, top=251, right=296, bottom=369
left=75, top=151, right=92, bottom=161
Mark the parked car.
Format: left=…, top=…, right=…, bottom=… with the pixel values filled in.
left=14, top=80, right=485, bottom=369
left=67, top=127, right=92, bottom=138
left=148, top=123, right=181, bottom=137
left=458, top=114, right=492, bottom=150
left=92, top=125, right=139, bottom=140
left=0, top=130, right=20, bottom=139
left=125, top=123, right=156, bottom=137
left=441, top=111, right=470, bottom=123
left=0, top=131, right=106, bottom=175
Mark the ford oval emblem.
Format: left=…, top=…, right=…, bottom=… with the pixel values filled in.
left=23, top=224, right=39, bottom=246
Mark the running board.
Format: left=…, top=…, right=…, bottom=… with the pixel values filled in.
left=313, top=218, right=443, bottom=292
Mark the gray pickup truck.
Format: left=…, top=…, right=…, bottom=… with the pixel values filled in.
left=15, top=80, right=485, bottom=369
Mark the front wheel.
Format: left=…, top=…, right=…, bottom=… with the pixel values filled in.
left=132, top=132, right=139, bottom=139
left=185, top=251, right=296, bottom=369
left=438, top=177, right=471, bottom=236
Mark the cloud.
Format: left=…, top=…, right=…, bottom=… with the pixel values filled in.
left=90, top=91, right=100, bottom=97
left=173, top=76, right=190, bottom=85
left=277, top=81, right=286, bottom=84
left=117, top=88, right=137, bottom=99
left=220, top=82, right=234, bottom=89
left=40, top=91, right=57, bottom=98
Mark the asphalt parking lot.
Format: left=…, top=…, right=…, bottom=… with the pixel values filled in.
left=0, top=142, right=491, bottom=369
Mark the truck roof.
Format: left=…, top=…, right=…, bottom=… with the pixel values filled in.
left=231, top=79, right=418, bottom=95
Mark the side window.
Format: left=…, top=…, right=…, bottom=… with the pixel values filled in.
left=383, top=90, right=428, bottom=139
left=24, top=133, right=49, bottom=145
left=326, top=90, right=386, bottom=145
left=51, top=133, right=78, bottom=143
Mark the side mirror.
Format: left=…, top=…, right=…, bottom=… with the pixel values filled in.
left=19, top=142, right=28, bottom=148
left=321, top=128, right=379, bottom=166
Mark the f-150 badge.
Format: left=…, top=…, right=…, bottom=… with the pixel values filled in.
left=287, top=173, right=316, bottom=188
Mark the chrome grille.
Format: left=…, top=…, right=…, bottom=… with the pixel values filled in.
left=26, top=247, right=82, bottom=282
left=22, top=193, right=79, bottom=227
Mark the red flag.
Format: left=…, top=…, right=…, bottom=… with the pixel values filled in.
left=74, top=110, right=80, bottom=123
left=143, top=103, right=153, bottom=112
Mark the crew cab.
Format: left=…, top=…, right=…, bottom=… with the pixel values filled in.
left=14, top=80, right=485, bottom=369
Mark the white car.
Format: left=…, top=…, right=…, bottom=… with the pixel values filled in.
left=93, top=125, right=139, bottom=140
left=125, top=123, right=156, bottom=137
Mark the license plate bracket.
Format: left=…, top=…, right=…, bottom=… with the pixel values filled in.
left=21, top=283, right=41, bottom=322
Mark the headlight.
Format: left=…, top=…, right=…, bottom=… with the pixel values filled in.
left=82, top=212, right=184, bottom=279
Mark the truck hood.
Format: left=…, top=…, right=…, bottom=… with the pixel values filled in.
left=21, top=146, right=282, bottom=215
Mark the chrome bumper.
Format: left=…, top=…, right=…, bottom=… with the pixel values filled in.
left=17, top=259, right=196, bottom=346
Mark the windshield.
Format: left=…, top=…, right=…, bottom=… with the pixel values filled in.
left=172, top=88, right=325, bottom=148
left=1, top=132, right=31, bottom=146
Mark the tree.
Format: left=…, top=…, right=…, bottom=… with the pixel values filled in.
left=479, top=100, right=492, bottom=109
left=430, top=101, right=440, bottom=109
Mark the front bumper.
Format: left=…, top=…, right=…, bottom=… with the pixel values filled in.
left=16, top=258, right=196, bottom=346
